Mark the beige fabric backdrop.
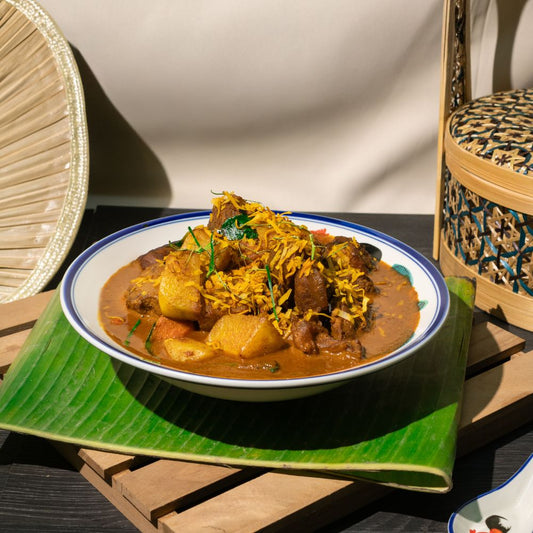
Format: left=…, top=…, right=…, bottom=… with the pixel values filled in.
left=39, top=0, right=533, bottom=213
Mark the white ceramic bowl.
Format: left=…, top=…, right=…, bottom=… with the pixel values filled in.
left=448, top=454, right=533, bottom=533
left=60, top=212, right=449, bottom=402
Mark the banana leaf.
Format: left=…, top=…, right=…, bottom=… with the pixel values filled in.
left=0, top=277, right=475, bottom=492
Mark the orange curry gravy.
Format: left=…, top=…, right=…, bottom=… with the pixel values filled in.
left=99, top=259, right=420, bottom=380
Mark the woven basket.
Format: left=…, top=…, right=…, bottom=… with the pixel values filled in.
left=434, top=1, right=533, bottom=330
left=0, top=0, right=88, bottom=303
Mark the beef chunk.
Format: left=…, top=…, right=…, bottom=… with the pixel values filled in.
left=327, top=237, right=375, bottom=273
left=207, top=194, right=246, bottom=230
left=197, top=300, right=250, bottom=331
left=137, top=245, right=172, bottom=269
left=197, top=300, right=226, bottom=331
left=330, top=311, right=358, bottom=341
left=315, top=332, right=363, bottom=358
left=291, top=319, right=319, bottom=354
left=294, top=267, right=328, bottom=312
left=356, top=274, right=376, bottom=294
left=125, top=263, right=163, bottom=315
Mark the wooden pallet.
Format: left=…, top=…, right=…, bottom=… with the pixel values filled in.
left=2, top=291, right=533, bottom=532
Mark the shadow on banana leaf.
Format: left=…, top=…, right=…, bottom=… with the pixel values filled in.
left=112, top=290, right=473, bottom=452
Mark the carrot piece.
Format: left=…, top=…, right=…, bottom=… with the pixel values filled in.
left=310, top=228, right=334, bottom=245
left=152, top=315, right=194, bottom=342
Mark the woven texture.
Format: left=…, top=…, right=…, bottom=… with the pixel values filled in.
left=0, top=0, right=88, bottom=303
left=443, top=172, right=533, bottom=297
left=449, top=88, right=533, bottom=176
left=443, top=88, right=533, bottom=299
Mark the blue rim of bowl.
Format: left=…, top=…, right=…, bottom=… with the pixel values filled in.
left=60, top=211, right=450, bottom=392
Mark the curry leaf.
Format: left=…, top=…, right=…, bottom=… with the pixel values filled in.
left=124, top=318, right=141, bottom=346
left=220, top=214, right=258, bottom=240
left=265, top=264, right=279, bottom=322
left=206, top=233, right=216, bottom=278
left=145, top=321, right=157, bottom=354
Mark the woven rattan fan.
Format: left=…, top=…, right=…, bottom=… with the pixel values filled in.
left=0, top=0, right=88, bottom=303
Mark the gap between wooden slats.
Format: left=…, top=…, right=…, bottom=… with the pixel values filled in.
left=466, top=321, right=526, bottom=376
left=113, top=459, right=264, bottom=522
left=78, top=449, right=136, bottom=483
left=457, top=349, right=533, bottom=456
left=0, top=289, right=53, bottom=334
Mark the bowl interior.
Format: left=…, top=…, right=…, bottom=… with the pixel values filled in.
left=61, top=212, right=449, bottom=392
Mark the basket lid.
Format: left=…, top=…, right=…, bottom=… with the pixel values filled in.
left=445, top=88, right=533, bottom=209
left=0, top=0, right=89, bottom=303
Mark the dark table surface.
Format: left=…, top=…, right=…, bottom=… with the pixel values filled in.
left=1, top=206, right=532, bottom=532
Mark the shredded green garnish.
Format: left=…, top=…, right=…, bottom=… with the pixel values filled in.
left=188, top=226, right=204, bottom=251
left=206, top=233, right=216, bottom=278
left=124, top=318, right=141, bottom=346
left=309, top=233, right=316, bottom=261
left=168, top=239, right=184, bottom=250
left=265, top=264, right=279, bottom=322
left=144, top=321, right=157, bottom=353
left=269, top=361, right=280, bottom=373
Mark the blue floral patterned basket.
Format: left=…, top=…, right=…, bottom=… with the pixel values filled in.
left=438, top=88, right=533, bottom=331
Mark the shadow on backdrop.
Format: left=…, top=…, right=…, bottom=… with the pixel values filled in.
left=71, top=47, right=171, bottom=207
left=493, top=0, right=529, bottom=92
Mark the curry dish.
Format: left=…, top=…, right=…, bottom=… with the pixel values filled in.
left=99, top=192, right=420, bottom=379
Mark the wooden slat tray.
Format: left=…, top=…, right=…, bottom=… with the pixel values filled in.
left=2, top=291, right=533, bottom=532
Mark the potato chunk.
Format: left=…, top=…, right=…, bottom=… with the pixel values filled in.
left=181, top=225, right=236, bottom=271
left=164, top=338, right=216, bottom=362
left=208, top=314, right=287, bottom=358
left=159, top=252, right=204, bottom=321
left=181, top=225, right=211, bottom=250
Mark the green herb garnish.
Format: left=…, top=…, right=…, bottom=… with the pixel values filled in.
left=309, top=233, right=316, bottom=261
left=206, top=233, right=216, bottom=278
left=144, top=321, right=157, bottom=354
left=268, top=361, right=280, bottom=373
left=124, top=318, right=141, bottom=346
left=265, top=264, right=279, bottom=322
left=188, top=226, right=204, bottom=251
left=220, top=213, right=258, bottom=240
left=186, top=227, right=217, bottom=278
left=168, top=238, right=184, bottom=250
